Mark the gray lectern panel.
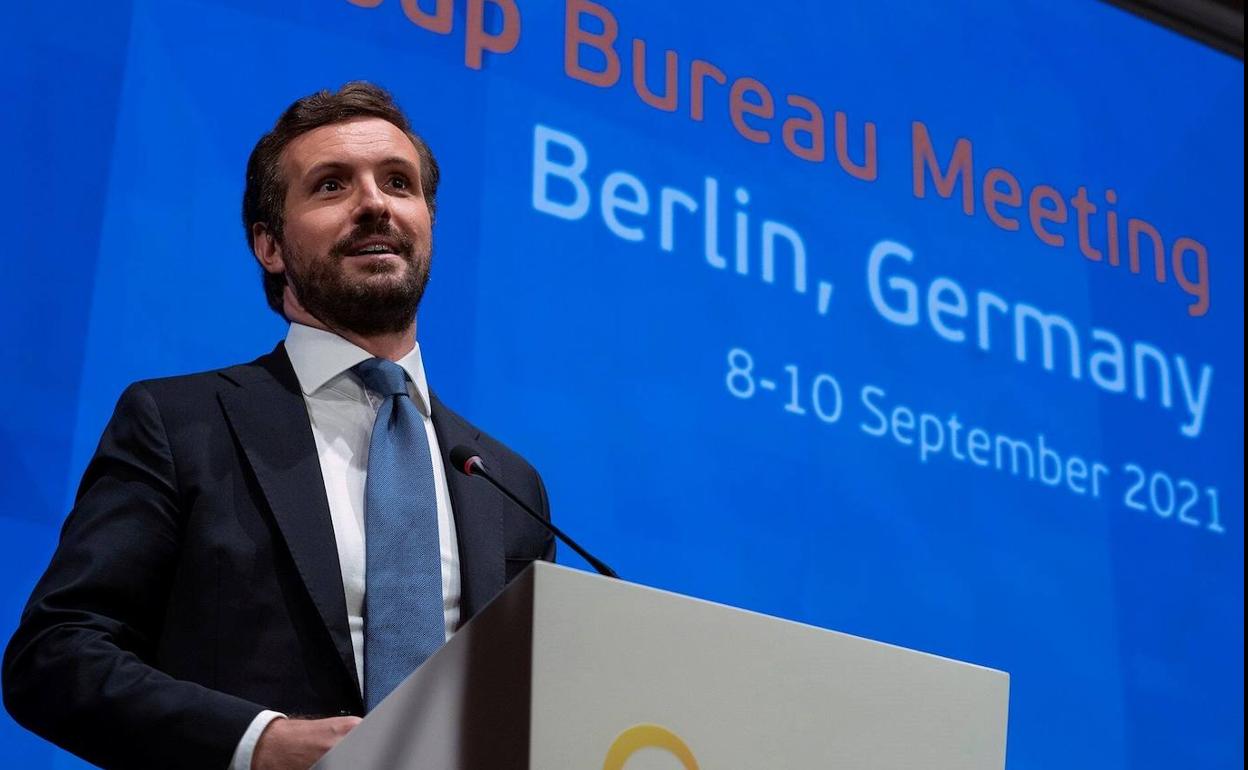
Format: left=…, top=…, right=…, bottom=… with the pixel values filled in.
left=315, top=568, right=535, bottom=770
left=317, top=562, right=1008, bottom=769
left=528, top=564, right=1008, bottom=769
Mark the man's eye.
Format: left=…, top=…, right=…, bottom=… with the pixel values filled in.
left=316, top=179, right=342, bottom=193
left=389, top=175, right=411, bottom=190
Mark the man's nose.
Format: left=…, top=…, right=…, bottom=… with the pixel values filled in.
left=352, top=179, right=390, bottom=221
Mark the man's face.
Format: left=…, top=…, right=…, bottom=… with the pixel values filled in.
left=265, top=117, right=433, bottom=336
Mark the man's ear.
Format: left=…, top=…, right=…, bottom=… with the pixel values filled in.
left=252, top=223, right=285, bottom=273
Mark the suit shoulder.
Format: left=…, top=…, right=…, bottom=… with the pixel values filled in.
left=124, top=347, right=288, bottom=412
left=431, top=394, right=542, bottom=480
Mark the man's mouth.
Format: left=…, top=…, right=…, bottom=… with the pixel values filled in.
left=344, top=238, right=403, bottom=257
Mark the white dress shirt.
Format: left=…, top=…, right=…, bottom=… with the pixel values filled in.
left=229, top=323, right=460, bottom=769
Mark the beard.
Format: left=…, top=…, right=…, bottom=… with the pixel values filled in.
left=282, top=222, right=431, bottom=336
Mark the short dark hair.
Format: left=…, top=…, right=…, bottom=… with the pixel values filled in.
left=242, top=82, right=440, bottom=317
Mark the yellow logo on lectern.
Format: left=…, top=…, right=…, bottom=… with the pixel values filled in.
left=603, top=724, right=700, bottom=769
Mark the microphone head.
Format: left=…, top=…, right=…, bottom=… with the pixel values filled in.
left=449, top=445, right=484, bottom=476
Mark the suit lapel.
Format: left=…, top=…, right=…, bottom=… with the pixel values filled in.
left=431, top=394, right=504, bottom=624
left=214, top=349, right=503, bottom=688
left=217, top=345, right=361, bottom=698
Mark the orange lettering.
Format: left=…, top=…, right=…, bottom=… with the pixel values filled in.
left=782, top=95, right=824, bottom=162
left=632, top=38, right=678, bottom=112
left=834, top=112, right=876, bottom=181
left=1128, top=218, right=1166, bottom=281
left=690, top=59, right=726, bottom=121
left=1071, top=186, right=1101, bottom=261
left=730, top=77, right=773, bottom=144
left=465, top=0, right=520, bottom=70
left=564, top=0, right=620, bottom=87
left=983, top=168, right=1021, bottom=231
left=401, top=0, right=452, bottom=33
left=1105, top=189, right=1120, bottom=266
left=1028, top=185, right=1067, bottom=247
left=912, top=121, right=973, bottom=215
left=1172, top=237, right=1210, bottom=316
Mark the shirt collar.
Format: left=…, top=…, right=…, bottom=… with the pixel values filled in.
left=285, top=322, right=432, bottom=416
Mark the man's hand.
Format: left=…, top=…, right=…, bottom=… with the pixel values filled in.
left=252, top=716, right=363, bottom=770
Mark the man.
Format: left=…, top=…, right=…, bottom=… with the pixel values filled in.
left=2, top=82, right=554, bottom=770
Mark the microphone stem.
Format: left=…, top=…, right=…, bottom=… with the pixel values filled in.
left=472, top=464, right=619, bottom=579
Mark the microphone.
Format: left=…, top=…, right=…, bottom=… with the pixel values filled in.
left=449, top=445, right=619, bottom=579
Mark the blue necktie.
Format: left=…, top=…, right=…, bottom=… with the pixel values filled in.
left=354, top=358, right=445, bottom=711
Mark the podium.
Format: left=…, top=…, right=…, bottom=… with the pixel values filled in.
left=316, top=562, right=1009, bottom=769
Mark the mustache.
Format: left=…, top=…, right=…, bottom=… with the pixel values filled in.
left=328, top=223, right=417, bottom=259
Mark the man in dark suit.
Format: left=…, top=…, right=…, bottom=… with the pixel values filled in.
left=2, top=82, right=554, bottom=770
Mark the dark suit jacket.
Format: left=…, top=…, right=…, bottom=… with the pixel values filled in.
left=2, top=344, right=554, bottom=769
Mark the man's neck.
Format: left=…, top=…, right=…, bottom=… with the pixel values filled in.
left=287, top=309, right=416, bottom=362
left=326, top=324, right=416, bottom=362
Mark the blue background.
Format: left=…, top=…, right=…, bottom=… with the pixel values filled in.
left=1, top=1, right=1242, bottom=767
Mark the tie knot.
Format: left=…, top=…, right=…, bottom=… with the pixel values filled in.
left=354, top=358, right=409, bottom=397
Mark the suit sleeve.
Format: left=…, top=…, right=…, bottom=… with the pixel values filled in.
left=2, top=383, right=264, bottom=770
left=535, top=468, right=557, bottom=563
